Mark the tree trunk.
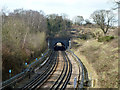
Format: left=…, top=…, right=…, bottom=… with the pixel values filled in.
left=22, top=31, right=28, bottom=49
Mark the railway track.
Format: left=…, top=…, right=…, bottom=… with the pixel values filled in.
left=1, top=50, right=51, bottom=89
left=21, top=51, right=72, bottom=90
left=2, top=50, right=88, bottom=89
left=36, top=51, right=72, bottom=89
left=21, top=51, right=58, bottom=89
left=68, top=50, right=89, bottom=88
left=51, top=51, right=72, bottom=89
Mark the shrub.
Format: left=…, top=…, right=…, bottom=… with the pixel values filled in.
left=2, top=16, right=47, bottom=81
left=78, top=32, right=95, bottom=40
left=98, top=36, right=114, bottom=42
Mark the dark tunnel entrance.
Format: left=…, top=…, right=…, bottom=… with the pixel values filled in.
left=54, top=42, right=66, bottom=51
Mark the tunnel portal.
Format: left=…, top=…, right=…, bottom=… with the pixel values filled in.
left=47, top=37, right=71, bottom=51
left=54, top=42, right=66, bottom=51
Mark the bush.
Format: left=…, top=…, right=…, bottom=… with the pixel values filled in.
left=78, top=32, right=95, bottom=40
left=98, top=36, right=114, bottom=42
left=2, top=14, right=47, bottom=81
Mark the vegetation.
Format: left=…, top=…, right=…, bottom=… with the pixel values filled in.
left=71, top=25, right=118, bottom=88
left=46, top=14, right=72, bottom=37
left=2, top=9, right=47, bottom=81
left=98, top=36, right=114, bottom=42
left=91, top=10, right=115, bottom=35
left=2, top=8, right=72, bottom=81
left=73, top=16, right=84, bottom=25
left=2, top=6, right=118, bottom=89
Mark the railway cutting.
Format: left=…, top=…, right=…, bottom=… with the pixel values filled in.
left=2, top=38, right=89, bottom=90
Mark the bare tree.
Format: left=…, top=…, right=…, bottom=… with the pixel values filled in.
left=113, top=0, right=120, bottom=10
left=91, top=10, right=115, bottom=35
left=74, top=16, right=84, bottom=25
left=61, top=13, right=68, bottom=19
left=85, top=19, right=92, bottom=25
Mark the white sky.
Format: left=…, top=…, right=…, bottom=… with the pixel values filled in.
left=0, top=0, right=118, bottom=21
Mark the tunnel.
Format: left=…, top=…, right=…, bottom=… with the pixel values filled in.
left=54, top=42, right=66, bottom=51
left=47, top=37, right=70, bottom=50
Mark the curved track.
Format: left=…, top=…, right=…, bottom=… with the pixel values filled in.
left=36, top=51, right=72, bottom=90
left=22, top=51, right=58, bottom=89
left=21, top=51, right=72, bottom=90
left=5, top=50, right=83, bottom=89
left=50, top=51, right=72, bottom=90
left=2, top=49, right=88, bottom=89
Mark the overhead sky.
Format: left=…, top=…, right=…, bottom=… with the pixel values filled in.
left=0, top=0, right=117, bottom=21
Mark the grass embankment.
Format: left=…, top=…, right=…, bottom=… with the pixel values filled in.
left=71, top=26, right=118, bottom=88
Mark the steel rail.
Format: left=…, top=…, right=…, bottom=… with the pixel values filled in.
left=50, top=51, right=72, bottom=90
left=36, top=51, right=59, bottom=88
left=66, top=50, right=81, bottom=88
left=68, top=50, right=85, bottom=89
left=60, top=52, right=72, bottom=90
left=22, top=51, right=58, bottom=89
left=22, top=51, right=54, bottom=89
left=50, top=51, right=66, bottom=90
left=1, top=50, right=50, bottom=90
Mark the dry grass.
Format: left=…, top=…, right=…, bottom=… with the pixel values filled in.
left=81, top=39, right=118, bottom=88
left=71, top=26, right=118, bottom=88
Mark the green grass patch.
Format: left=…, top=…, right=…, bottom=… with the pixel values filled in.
left=98, top=36, right=114, bottom=42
